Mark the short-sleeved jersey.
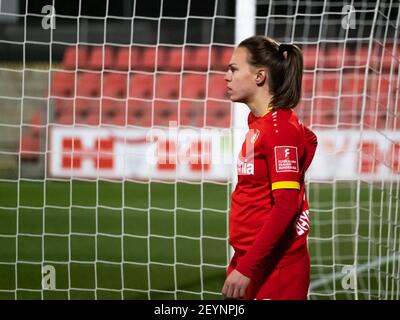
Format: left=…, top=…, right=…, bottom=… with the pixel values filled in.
left=230, top=108, right=316, bottom=265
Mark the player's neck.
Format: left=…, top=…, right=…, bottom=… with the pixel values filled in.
left=247, top=91, right=272, bottom=117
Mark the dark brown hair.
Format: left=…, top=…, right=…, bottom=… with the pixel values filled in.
left=238, top=35, right=303, bottom=109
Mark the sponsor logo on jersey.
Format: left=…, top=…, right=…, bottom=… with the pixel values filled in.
left=237, top=158, right=254, bottom=175
left=295, top=209, right=310, bottom=236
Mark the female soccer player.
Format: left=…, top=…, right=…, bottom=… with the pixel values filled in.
left=221, top=35, right=318, bottom=300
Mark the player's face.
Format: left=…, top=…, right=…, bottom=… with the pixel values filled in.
left=224, top=47, right=258, bottom=103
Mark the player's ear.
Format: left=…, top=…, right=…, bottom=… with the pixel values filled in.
left=255, top=68, right=267, bottom=86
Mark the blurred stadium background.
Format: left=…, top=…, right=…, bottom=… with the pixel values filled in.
left=0, top=0, right=399, bottom=300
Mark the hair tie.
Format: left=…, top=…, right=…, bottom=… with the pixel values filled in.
left=278, top=44, right=289, bottom=60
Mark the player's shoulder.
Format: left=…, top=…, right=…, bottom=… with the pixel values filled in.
left=263, top=109, right=302, bottom=132
left=259, top=109, right=304, bottom=147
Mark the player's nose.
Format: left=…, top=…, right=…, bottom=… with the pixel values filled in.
left=224, top=71, right=231, bottom=82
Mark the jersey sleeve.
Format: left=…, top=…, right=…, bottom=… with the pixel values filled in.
left=263, top=122, right=302, bottom=191
left=235, top=188, right=299, bottom=279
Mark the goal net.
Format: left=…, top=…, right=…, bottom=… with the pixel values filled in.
left=0, top=0, right=399, bottom=300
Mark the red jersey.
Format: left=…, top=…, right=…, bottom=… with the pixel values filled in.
left=229, top=108, right=317, bottom=274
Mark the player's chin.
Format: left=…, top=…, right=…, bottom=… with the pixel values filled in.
left=228, top=92, right=240, bottom=102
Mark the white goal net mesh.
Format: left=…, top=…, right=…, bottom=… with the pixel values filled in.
left=0, top=0, right=398, bottom=300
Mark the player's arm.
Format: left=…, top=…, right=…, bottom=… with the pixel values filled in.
left=222, top=188, right=299, bottom=299
left=237, top=188, right=299, bottom=275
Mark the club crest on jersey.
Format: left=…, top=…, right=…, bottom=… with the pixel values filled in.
left=250, top=129, right=260, bottom=144
left=237, top=158, right=254, bottom=175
